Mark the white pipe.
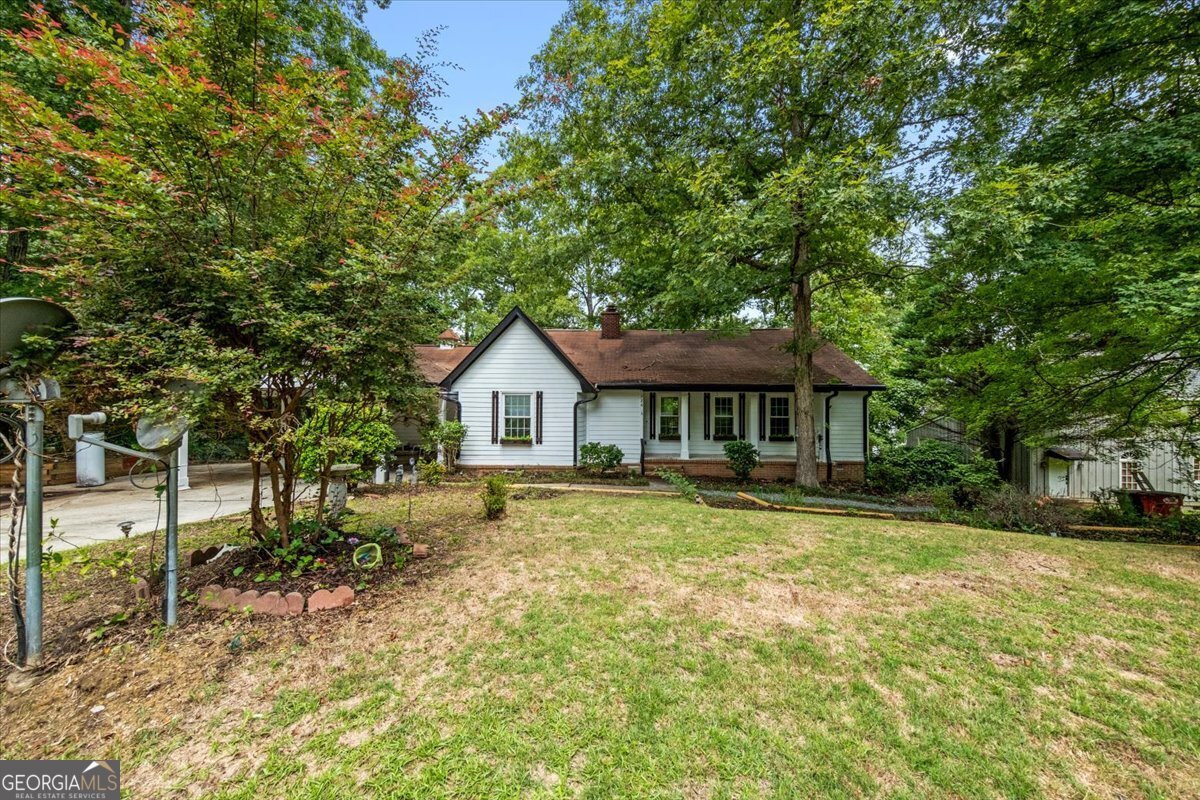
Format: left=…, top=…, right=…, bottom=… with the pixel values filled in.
left=176, top=430, right=190, bottom=490
left=75, top=432, right=107, bottom=487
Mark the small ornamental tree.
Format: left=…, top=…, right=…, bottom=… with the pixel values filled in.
left=0, top=1, right=510, bottom=547
left=297, top=402, right=398, bottom=516
left=424, top=420, right=468, bottom=471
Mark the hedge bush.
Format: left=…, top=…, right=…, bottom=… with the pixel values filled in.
left=723, top=440, right=761, bottom=480
left=481, top=475, right=508, bottom=520
left=868, top=440, right=970, bottom=494
left=578, top=442, right=624, bottom=473
left=417, top=459, right=446, bottom=486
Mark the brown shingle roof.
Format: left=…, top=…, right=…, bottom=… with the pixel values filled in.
left=416, top=326, right=882, bottom=390
left=546, top=329, right=881, bottom=389
left=415, top=345, right=473, bottom=383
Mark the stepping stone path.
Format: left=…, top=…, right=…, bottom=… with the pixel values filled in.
left=197, top=583, right=354, bottom=615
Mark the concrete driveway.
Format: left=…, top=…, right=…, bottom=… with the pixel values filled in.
left=2, top=462, right=316, bottom=558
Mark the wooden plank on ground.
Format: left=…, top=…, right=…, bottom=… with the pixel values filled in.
left=1065, top=524, right=1156, bottom=534
left=735, top=492, right=895, bottom=520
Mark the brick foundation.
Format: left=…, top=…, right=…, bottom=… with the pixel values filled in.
left=459, top=464, right=638, bottom=477
left=645, top=459, right=864, bottom=484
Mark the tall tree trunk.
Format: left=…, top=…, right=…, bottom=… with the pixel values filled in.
left=791, top=258, right=820, bottom=487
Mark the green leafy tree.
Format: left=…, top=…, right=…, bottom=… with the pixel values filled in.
left=511, top=0, right=977, bottom=485
left=423, top=420, right=467, bottom=471
left=902, top=0, right=1200, bottom=459
left=296, top=402, right=398, bottom=517
left=0, top=0, right=389, bottom=292
left=0, top=1, right=508, bottom=546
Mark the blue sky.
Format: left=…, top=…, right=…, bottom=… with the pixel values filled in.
left=364, top=1, right=569, bottom=125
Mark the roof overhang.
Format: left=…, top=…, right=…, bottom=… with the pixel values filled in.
left=1045, top=445, right=1097, bottom=462
left=594, top=382, right=885, bottom=392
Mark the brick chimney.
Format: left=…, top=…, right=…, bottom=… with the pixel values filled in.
left=600, top=305, right=621, bottom=339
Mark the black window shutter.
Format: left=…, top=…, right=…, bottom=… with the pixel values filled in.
left=759, top=393, right=767, bottom=440
left=648, top=392, right=657, bottom=439
left=703, top=393, right=710, bottom=440
left=491, top=391, right=499, bottom=444
left=535, top=391, right=543, bottom=444
left=738, top=393, right=746, bottom=440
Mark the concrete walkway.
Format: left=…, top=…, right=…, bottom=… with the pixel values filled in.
left=2, top=462, right=316, bottom=558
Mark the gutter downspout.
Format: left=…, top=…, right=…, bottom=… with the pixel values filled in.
left=439, top=390, right=461, bottom=421
left=862, top=391, right=873, bottom=471
left=573, top=392, right=599, bottom=467
left=824, top=389, right=840, bottom=484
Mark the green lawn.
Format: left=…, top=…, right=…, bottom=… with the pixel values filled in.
left=4, top=487, right=1200, bottom=798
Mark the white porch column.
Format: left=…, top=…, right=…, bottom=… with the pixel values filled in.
left=436, top=394, right=446, bottom=463
left=748, top=393, right=759, bottom=444
left=679, top=392, right=690, bottom=460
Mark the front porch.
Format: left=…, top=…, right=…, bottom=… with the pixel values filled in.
left=636, top=388, right=869, bottom=483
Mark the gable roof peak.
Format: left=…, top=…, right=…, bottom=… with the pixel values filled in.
left=439, top=307, right=596, bottom=392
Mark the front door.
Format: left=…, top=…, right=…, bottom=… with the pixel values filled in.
left=1047, top=458, right=1070, bottom=498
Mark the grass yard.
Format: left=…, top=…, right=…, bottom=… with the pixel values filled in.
left=3, top=487, right=1200, bottom=798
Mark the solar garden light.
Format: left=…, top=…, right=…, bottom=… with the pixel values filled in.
left=68, top=410, right=190, bottom=627
left=0, top=297, right=75, bottom=668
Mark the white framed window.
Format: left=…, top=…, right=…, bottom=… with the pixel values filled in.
left=1120, top=458, right=1142, bottom=490
left=713, top=395, right=735, bottom=439
left=769, top=395, right=792, bottom=439
left=503, top=393, right=531, bottom=439
left=659, top=396, right=681, bottom=439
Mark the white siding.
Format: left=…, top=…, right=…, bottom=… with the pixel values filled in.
left=827, top=391, right=867, bottom=461
left=450, top=318, right=583, bottom=467
left=580, top=390, right=642, bottom=465
left=1022, top=441, right=1199, bottom=501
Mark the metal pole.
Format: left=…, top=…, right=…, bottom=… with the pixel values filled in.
left=165, top=447, right=179, bottom=626
left=23, top=404, right=44, bottom=666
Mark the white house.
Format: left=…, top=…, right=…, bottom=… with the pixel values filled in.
left=415, top=307, right=884, bottom=481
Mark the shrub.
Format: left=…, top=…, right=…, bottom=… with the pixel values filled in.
left=868, top=440, right=970, bottom=494
left=723, top=440, right=760, bottom=481
left=656, top=468, right=698, bottom=502
left=975, top=485, right=1078, bottom=534
left=949, top=453, right=1004, bottom=510
left=417, top=459, right=446, bottom=486
left=578, top=442, right=624, bottom=473
left=481, top=475, right=508, bottom=519
left=423, top=421, right=468, bottom=470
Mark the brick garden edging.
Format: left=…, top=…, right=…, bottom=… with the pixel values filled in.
left=198, top=584, right=354, bottom=615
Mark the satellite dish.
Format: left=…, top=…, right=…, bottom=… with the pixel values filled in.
left=136, top=414, right=190, bottom=452
left=0, top=297, right=75, bottom=364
